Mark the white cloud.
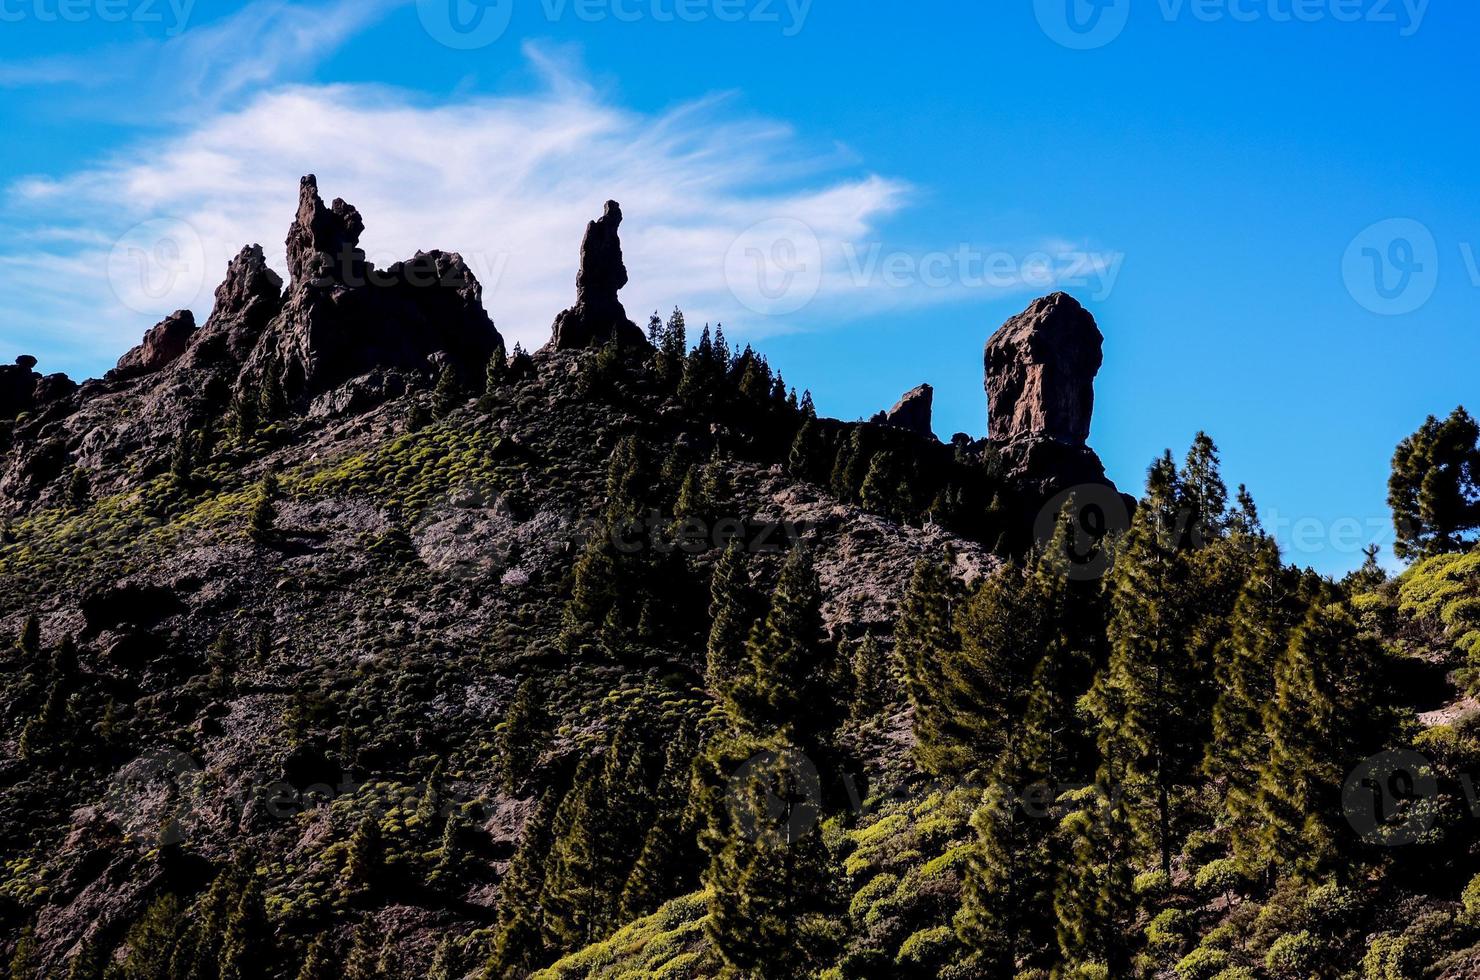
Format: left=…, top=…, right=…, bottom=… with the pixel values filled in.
left=2, top=50, right=918, bottom=378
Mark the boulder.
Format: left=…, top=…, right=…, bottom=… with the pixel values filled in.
left=549, top=201, right=648, bottom=350
left=0, top=355, right=41, bottom=419
left=110, top=309, right=197, bottom=380
left=883, top=384, right=934, bottom=438
left=985, top=292, right=1102, bottom=446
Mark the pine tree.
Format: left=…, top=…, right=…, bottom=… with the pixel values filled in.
left=1085, top=453, right=1203, bottom=877
left=17, top=613, right=40, bottom=660
left=168, top=863, right=239, bottom=980
left=1389, top=406, right=1480, bottom=559
left=1053, top=787, right=1137, bottom=975
left=619, top=726, right=701, bottom=920
left=433, top=363, right=461, bottom=417
left=1180, top=431, right=1230, bottom=543
left=1205, top=538, right=1308, bottom=875
left=957, top=780, right=1054, bottom=974
left=738, top=547, right=834, bottom=753
left=248, top=474, right=277, bottom=544
left=1255, top=597, right=1386, bottom=879
left=496, top=678, right=548, bottom=793
left=340, top=816, right=382, bottom=903
left=898, top=555, right=971, bottom=776
left=484, top=345, right=509, bottom=394
left=218, top=874, right=267, bottom=980
left=850, top=634, right=896, bottom=718
left=8, top=926, right=39, bottom=980
left=108, top=895, right=184, bottom=980
left=484, top=792, right=558, bottom=980
left=295, top=935, right=333, bottom=980
left=787, top=416, right=826, bottom=483
left=706, top=543, right=757, bottom=710
left=561, top=530, right=620, bottom=650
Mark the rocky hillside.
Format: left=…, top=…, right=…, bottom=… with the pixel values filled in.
left=0, top=177, right=1118, bottom=977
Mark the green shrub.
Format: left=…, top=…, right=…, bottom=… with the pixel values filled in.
left=1135, top=870, right=1171, bottom=898
left=895, top=926, right=956, bottom=970
left=1174, top=946, right=1230, bottom=980
left=1303, top=880, right=1359, bottom=928
left=1194, top=858, right=1242, bottom=898
left=1265, top=930, right=1320, bottom=977
left=1147, top=909, right=1192, bottom=954
left=1463, top=872, right=1480, bottom=924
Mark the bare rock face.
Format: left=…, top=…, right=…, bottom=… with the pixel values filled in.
left=549, top=201, right=647, bottom=350
left=985, top=292, right=1102, bottom=446
left=285, top=174, right=366, bottom=286
left=109, top=309, right=197, bottom=381
left=183, top=244, right=284, bottom=370
left=241, top=177, right=503, bottom=405
left=882, top=384, right=934, bottom=439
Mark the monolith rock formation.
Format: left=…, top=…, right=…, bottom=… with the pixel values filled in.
left=549, top=201, right=648, bottom=350
left=986, top=291, right=1101, bottom=446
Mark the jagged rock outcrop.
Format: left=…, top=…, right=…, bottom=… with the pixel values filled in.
left=240, top=176, right=502, bottom=406
left=882, top=384, right=934, bottom=438
left=285, top=175, right=367, bottom=286
left=0, top=355, right=41, bottom=419
left=985, top=292, right=1102, bottom=446
left=109, top=310, right=197, bottom=381
left=549, top=201, right=647, bottom=350
left=183, top=244, right=284, bottom=370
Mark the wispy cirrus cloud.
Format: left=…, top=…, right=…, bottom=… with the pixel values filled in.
left=1, top=44, right=913, bottom=376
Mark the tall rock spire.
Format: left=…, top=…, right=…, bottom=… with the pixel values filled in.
left=549, top=201, right=647, bottom=350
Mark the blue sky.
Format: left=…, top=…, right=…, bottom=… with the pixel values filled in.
left=1, top=0, right=1475, bottom=575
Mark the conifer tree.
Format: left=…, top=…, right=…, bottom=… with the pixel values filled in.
left=218, top=874, right=267, bottom=980
left=899, top=555, right=970, bottom=776
left=340, top=816, right=382, bottom=903
left=8, top=926, right=39, bottom=980
left=1389, top=406, right=1480, bottom=559
left=433, top=363, right=461, bottom=417
left=1255, top=597, right=1386, bottom=878
left=68, top=466, right=92, bottom=510
left=738, top=547, right=834, bottom=752
left=496, top=677, right=548, bottom=793
left=1180, top=431, right=1230, bottom=543
left=248, top=474, right=278, bottom=544
left=1085, top=453, right=1203, bottom=876
left=850, top=634, right=896, bottom=718
left=295, top=935, right=333, bottom=980
left=787, top=416, right=826, bottom=483
left=484, top=792, right=558, bottom=980
left=484, top=345, right=509, bottom=393
left=706, top=543, right=757, bottom=710
left=108, top=895, right=183, bottom=980
left=1053, top=787, right=1137, bottom=976
left=1205, top=537, right=1308, bottom=874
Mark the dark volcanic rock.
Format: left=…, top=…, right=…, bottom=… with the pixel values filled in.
left=241, top=178, right=503, bottom=404
left=109, top=309, right=197, bottom=381
left=0, top=355, right=41, bottom=419
left=985, top=292, right=1102, bottom=446
left=183, top=244, right=284, bottom=370
left=549, top=201, right=647, bottom=350
left=286, top=174, right=367, bottom=286
left=883, top=384, right=934, bottom=438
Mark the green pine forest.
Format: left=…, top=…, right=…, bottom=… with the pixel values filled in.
left=3, top=316, right=1480, bottom=980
